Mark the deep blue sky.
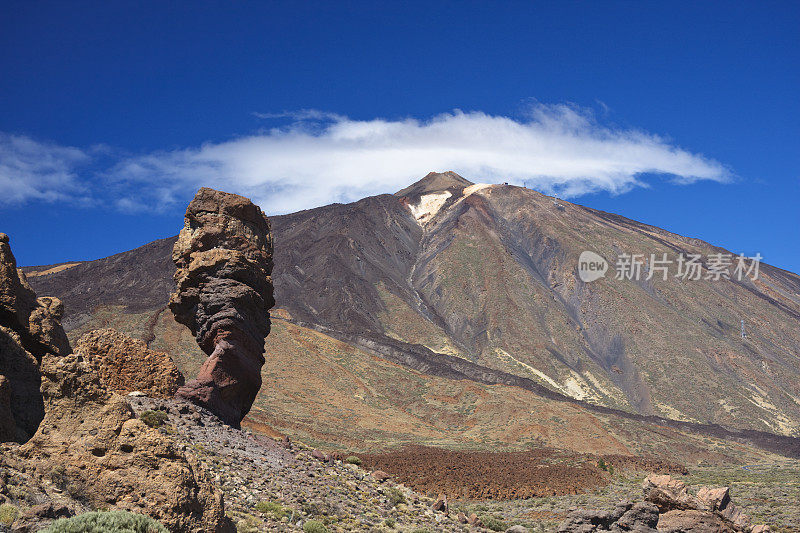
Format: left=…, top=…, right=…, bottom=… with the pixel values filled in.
left=1, top=1, right=798, bottom=272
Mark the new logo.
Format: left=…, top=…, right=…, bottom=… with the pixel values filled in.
left=578, top=251, right=608, bottom=282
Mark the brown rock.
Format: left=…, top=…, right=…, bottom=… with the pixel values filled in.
left=751, top=525, right=771, bottom=533
left=432, top=493, right=448, bottom=514
left=0, top=234, right=69, bottom=443
left=170, top=188, right=274, bottom=427
left=467, top=512, right=482, bottom=526
left=642, top=474, right=701, bottom=512
left=371, top=470, right=390, bottom=482
left=657, top=509, right=736, bottom=532
left=311, top=449, right=329, bottom=462
left=696, top=486, right=730, bottom=511
left=18, top=352, right=233, bottom=533
left=74, top=328, right=185, bottom=398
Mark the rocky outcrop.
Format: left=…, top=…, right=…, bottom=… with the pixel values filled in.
left=169, top=188, right=274, bottom=427
left=0, top=233, right=69, bottom=443
left=557, top=501, right=660, bottom=532
left=6, top=351, right=233, bottom=532
left=557, top=474, right=769, bottom=532
left=74, top=328, right=185, bottom=398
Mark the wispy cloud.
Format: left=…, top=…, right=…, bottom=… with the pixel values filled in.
left=0, top=133, right=91, bottom=205
left=1, top=104, right=731, bottom=214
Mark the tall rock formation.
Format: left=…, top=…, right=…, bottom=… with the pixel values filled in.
left=169, top=188, right=274, bottom=427
left=0, top=233, right=70, bottom=443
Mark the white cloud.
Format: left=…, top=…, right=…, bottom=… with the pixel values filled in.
left=109, top=105, right=730, bottom=214
left=1, top=104, right=731, bottom=214
left=0, top=133, right=90, bottom=205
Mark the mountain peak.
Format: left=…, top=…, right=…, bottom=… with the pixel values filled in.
left=394, top=171, right=474, bottom=198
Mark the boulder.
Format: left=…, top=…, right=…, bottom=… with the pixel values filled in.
left=642, top=474, right=701, bottom=512
left=657, top=509, right=735, bottom=532
left=431, top=493, right=448, bottom=514
left=696, top=486, right=730, bottom=511
left=15, top=352, right=233, bottom=533
left=74, top=328, right=185, bottom=398
left=371, top=470, right=391, bottom=482
left=169, top=188, right=274, bottom=427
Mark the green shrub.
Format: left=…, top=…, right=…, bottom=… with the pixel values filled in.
left=235, top=514, right=260, bottom=533
left=49, top=464, right=69, bottom=489
left=384, top=517, right=396, bottom=528
left=255, top=500, right=291, bottom=519
left=139, top=410, right=168, bottom=428
left=344, top=455, right=362, bottom=465
left=385, top=487, right=406, bottom=507
left=480, top=514, right=507, bottom=532
left=0, top=504, right=19, bottom=526
left=41, top=510, right=167, bottom=532
left=303, top=520, right=328, bottom=533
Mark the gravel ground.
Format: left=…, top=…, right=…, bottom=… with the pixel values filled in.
left=128, top=395, right=472, bottom=532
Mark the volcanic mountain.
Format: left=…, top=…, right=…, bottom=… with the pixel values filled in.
left=24, top=172, right=800, bottom=457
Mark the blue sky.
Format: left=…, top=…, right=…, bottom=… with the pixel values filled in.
left=1, top=1, right=798, bottom=272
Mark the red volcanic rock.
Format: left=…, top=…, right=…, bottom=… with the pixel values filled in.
left=312, top=449, right=329, bottom=462
left=170, top=188, right=274, bottom=427
left=371, top=470, right=391, bottom=482
left=74, top=328, right=185, bottom=398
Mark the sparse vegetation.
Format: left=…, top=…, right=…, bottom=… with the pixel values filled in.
left=235, top=514, right=260, bottom=533
left=479, top=514, right=508, bottom=531
left=139, top=409, right=168, bottom=428
left=255, top=500, right=292, bottom=520
left=0, top=504, right=19, bottom=526
left=41, top=510, right=167, bottom=532
left=48, top=464, right=69, bottom=489
left=384, top=517, right=396, bottom=528
left=302, top=520, right=329, bottom=533
left=385, top=486, right=406, bottom=507
left=344, top=455, right=362, bottom=465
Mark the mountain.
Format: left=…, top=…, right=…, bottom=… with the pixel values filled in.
left=23, top=172, right=800, bottom=458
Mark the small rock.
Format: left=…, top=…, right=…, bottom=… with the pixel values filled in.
left=371, top=470, right=390, bottom=482
left=311, top=449, right=329, bottom=462
left=431, top=493, right=448, bottom=514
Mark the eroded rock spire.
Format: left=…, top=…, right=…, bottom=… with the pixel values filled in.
left=170, top=188, right=274, bottom=427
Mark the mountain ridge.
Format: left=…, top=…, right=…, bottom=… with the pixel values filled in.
left=21, top=174, right=800, bottom=452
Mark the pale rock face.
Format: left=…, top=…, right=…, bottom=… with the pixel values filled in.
left=461, top=183, right=492, bottom=197
left=409, top=191, right=452, bottom=225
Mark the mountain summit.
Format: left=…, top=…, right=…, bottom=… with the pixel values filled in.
left=394, top=170, right=474, bottom=198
